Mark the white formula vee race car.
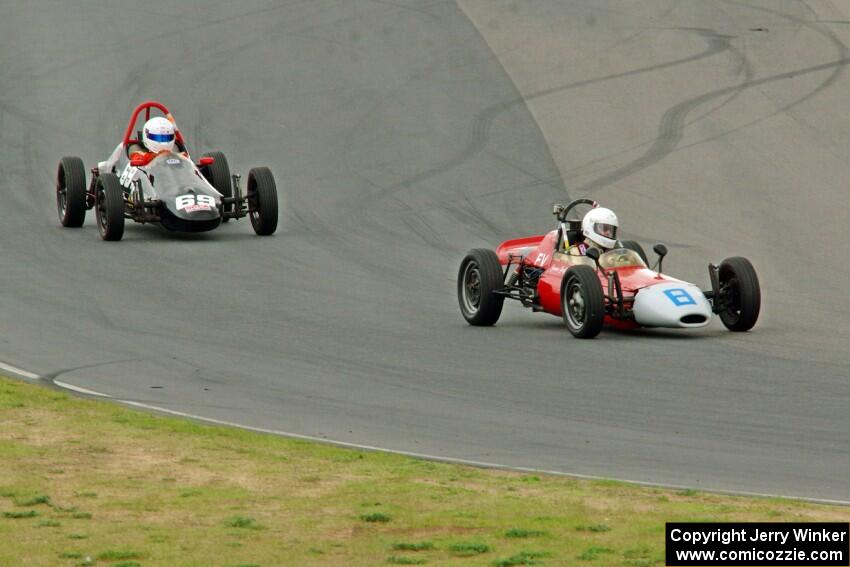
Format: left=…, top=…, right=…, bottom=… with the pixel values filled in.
left=56, top=101, right=278, bottom=240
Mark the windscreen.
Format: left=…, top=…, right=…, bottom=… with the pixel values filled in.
left=598, top=248, right=647, bottom=268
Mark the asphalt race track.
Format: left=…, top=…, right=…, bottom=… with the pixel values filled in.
left=1, top=1, right=848, bottom=501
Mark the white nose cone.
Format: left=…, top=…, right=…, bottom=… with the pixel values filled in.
left=633, top=282, right=712, bottom=328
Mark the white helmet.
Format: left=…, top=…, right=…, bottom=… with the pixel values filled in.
left=582, top=207, right=619, bottom=250
left=142, top=116, right=175, bottom=153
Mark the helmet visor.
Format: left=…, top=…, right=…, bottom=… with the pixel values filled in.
left=594, top=222, right=617, bottom=239
left=146, top=132, right=175, bottom=143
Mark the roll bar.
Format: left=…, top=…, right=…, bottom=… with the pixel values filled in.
left=122, top=101, right=186, bottom=148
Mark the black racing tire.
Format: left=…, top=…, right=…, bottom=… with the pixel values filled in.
left=717, top=256, right=760, bottom=332
left=95, top=173, right=125, bottom=241
left=620, top=240, right=648, bottom=265
left=561, top=264, right=605, bottom=338
left=202, top=151, right=233, bottom=222
left=457, top=249, right=505, bottom=326
left=247, top=167, right=278, bottom=236
left=57, top=156, right=87, bottom=227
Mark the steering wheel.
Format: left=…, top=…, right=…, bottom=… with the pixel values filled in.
left=558, top=198, right=598, bottom=223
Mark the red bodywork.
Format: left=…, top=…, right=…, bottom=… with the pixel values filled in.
left=497, top=230, right=683, bottom=329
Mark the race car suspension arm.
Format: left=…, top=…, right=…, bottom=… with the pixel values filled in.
left=221, top=174, right=248, bottom=220
left=493, top=254, right=536, bottom=305
left=705, top=263, right=722, bottom=313
left=124, top=179, right=160, bottom=223
left=606, top=270, right=625, bottom=318
left=86, top=167, right=99, bottom=209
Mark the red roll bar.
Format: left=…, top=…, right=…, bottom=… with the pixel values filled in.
left=122, top=101, right=185, bottom=148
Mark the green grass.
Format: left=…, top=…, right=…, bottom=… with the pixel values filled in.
left=576, top=523, right=611, bottom=532
left=578, top=545, right=615, bottom=560
left=492, top=550, right=550, bottom=566
left=387, top=556, right=427, bottom=565
left=449, top=542, right=491, bottom=556
left=38, top=519, right=61, bottom=527
left=504, top=528, right=547, bottom=538
left=224, top=515, right=262, bottom=529
left=96, top=550, right=144, bottom=561
left=15, top=494, right=50, bottom=506
left=0, top=375, right=847, bottom=566
left=391, top=542, right=434, bottom=551
left=3, top=509, right=38, bottom=518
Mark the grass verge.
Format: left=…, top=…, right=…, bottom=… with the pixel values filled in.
left=0, top=376, right=846, bottom=566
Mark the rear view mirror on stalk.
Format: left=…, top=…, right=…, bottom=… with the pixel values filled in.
left=653, top=243, right=668, bottom=272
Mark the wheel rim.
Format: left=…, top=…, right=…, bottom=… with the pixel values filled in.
left=721, top=276, right=741, bottom=323
left=96, top=188, right=107, bottom=234
left=58, top=187, right=67, bottom=218
left=57, top=172, right=67, bottom=219
left=564, top=278, right=586, bottom=330
left=461, top=261, right=482, bottom=314
left=248, top=192, right=259, bottom=224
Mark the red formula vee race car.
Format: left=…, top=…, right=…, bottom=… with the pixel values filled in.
left=457, top=199, right=761, bottom=338
left=56, top=101, right=278, bottom=241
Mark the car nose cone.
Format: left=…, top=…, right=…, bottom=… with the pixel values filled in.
left=633, top=282, right=712, bottom=328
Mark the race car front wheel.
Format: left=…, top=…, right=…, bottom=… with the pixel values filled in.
left=247, top=167, right=278, bottom=236
left=57, top=156, right=87, bottom=227
left=561, top=265, right=605, bottom=338
left=95, top=173, right=125, bottom=242
left=457, top=249, right=504, bottom=326
left=717, top=257, right=760, bottom=331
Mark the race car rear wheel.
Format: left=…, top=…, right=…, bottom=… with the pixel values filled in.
left=561, top=265, right=605, bottom=338
left=202, top=151, right=233, bottom=222
left=247, top=167, right=278, bottom=236
left=620, top=240, right=648, bottom=264
left=95, top=173, right=125, bottom=241
left=57, top=156, right=87, bottom=227
left=457, top=249, right=505, bottom=326
left=717, top=257, right=760, bottom=332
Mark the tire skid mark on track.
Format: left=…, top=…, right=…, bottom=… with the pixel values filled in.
left=351, top=27, right=737, bottom=211
left=3, top=0, right=849, bottom=502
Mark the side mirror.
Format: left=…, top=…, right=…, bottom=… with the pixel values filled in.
left=552, top=203, right=565, bottom=217
left=198, top=156, right=214, bottom=166
left=652, top=243, right=668, bottom=272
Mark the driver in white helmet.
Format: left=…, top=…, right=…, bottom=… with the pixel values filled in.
left=128, top=116, right=177, bottom=165
left=569, top=207, right=620, bottom=255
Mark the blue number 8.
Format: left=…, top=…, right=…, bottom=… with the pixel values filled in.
left=663, top=288, right=696, bottom=307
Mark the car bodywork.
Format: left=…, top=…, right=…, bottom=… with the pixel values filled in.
left=95, top=101, right=224, bottom=232
left=495, top=230, right=713, bottom=329
left=457, top=199, right=760, bottom=337
left=56, top=100, right=278, bottom=240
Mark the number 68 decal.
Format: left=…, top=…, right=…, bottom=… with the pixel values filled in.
left=176, top=194, right=215, bottom=211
